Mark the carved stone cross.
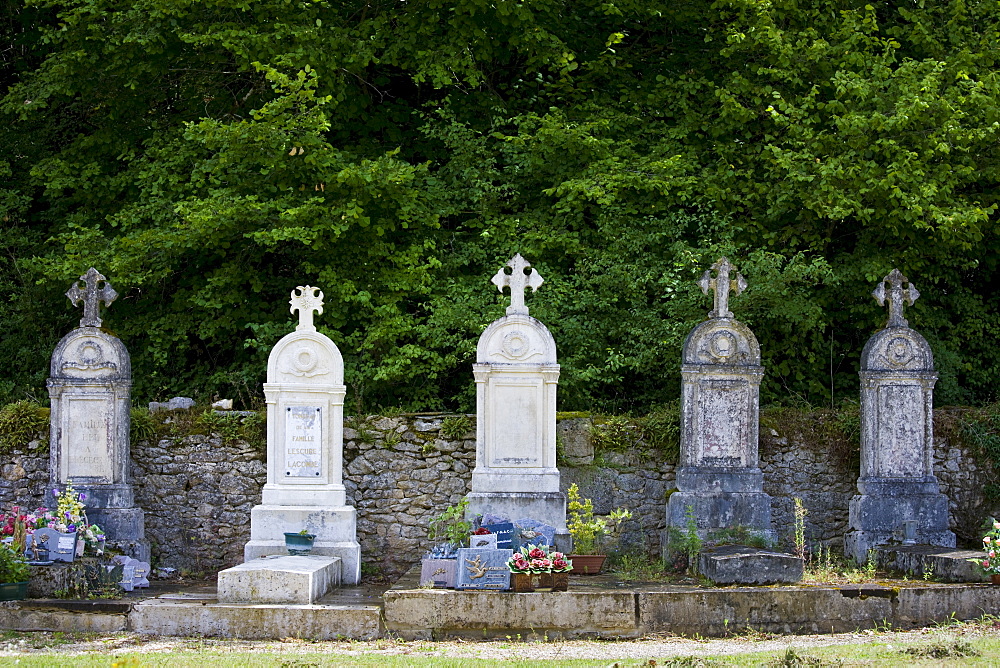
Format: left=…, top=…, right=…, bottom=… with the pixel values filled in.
left=491, top=253, right=544, bottom=316
left=698, top=257, right=747, bottom=319
left=290, top=286, right=324, bottom=331
left=66, top=267, right=118, bottom=328
left=873, top=268, right=919, bottom=328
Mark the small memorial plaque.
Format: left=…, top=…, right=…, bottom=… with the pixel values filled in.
left=470, top=534, right=498, bottom=550
left=134, top=560, right=151, bottom=588
left=483, top=523, right=515, bottom=550
left=514, top=518, right=556, bottom=548
left=455, top=548, right=513, bottom=590
left=419, top=558, right=457, bottom=588
left=284, top=406, right=322, bottom=478
left=33, top=528, right=76, bottom=563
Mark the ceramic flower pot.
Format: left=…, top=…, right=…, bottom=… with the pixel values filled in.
left=990, top=574, right=1000, bottom=585
left=534, top=572, right=553, bottom=591
left=510, top=572, right=534, bottom=593
left=283, top=532, right=316, bottom=556
left=569, top=554, right=606, bottom=575
left=551, top=572, right=569, bottom=591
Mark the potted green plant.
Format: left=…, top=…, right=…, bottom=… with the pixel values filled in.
left=420, top=498, right=471, bottom=589
left=283, top=529, right=316, bottom=556
left=566, top=483, right=632, bottom=575
left=0, top=542, right=30, bottom=601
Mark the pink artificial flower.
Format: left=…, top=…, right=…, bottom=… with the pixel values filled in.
left=528, top=547, right=546, bottom=559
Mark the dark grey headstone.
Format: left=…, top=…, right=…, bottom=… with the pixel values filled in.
left=455, top=548, right=513, bottom=590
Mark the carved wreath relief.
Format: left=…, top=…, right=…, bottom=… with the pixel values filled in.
left=281, top=343, right=330, bottom=377
left=62, top=339, right=117, bottom=373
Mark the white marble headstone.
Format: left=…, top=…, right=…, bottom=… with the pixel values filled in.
left=467, top=255, right=567, bottom=547
left=243, top=286, right=360, bottom=584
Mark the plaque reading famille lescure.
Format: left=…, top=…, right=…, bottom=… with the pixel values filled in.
left=284, top=406, right=322, bottom=478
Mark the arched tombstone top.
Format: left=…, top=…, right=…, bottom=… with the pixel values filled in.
left=861, top=327, right=934, bottom=372
left=266, top=286, right=344, bottom=384
left=682, top=318, right=760, bottom=367
left=476, top=314, right=557, bottom=365
left=50, top=328, right=131, bottom=382
left=861, top=269, right=934, bottom=372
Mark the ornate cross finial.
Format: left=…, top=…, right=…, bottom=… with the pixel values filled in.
left=873, top=269, right=919, bottom=328
left=697, top=257, right=747, bottom=319
left=66, top=267, right=118, bottom=328
left=290, top=286, right=324, bottom=331
left=491, top=253, right=544, bottom=316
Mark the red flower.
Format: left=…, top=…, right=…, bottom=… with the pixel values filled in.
left=472, top=528, right=492, bottom=535
left=528, top=547, right=546, bottom=559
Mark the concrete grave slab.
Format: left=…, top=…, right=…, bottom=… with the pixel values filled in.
left=217, top=555, right=342, bottom=604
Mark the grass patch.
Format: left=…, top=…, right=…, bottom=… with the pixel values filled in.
left=0, top=399, right=49, bottom=454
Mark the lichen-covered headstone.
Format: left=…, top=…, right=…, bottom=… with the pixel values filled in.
left=243, top=286, right=361, bottom=584
left=666, top=258, right=774, bottom=547
left=47, top=268, right=148, bottom=560
left=466, top=255, right=567, bottom=547
left=844, top=269, right=954, bottom=562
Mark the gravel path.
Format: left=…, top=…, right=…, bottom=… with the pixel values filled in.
left=2, top=623, right=997, bottom=662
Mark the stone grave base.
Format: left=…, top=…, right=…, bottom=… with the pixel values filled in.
left=666, top=490, right=775, bottom=542
left=244, top=504, right=361, bottom=584
left=466, top=491, right=568, bottom=549
left=698, top=545, right=804, bottom=585
left=217, top=555, right=341, bottom=604
left=877, top=545, right=988, bottom=583
left=845, top=490, right=955, bottom=563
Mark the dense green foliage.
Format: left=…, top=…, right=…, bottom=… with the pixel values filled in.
left=2, top=0, right=998, bottom=412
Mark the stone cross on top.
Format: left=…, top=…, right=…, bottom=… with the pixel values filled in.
left=66, top=267, right=118, bottom=328
left=290, top=286, right=324, bottom=331
left=491, top=253, right=544, bottom=316
left=873, top=268, right=919, bottom=328
left=698, top=257, right=747, bottom=319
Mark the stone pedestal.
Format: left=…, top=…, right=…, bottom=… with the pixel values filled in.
left=243, top=286, right=360, bottom=584
left=845, top=269, right=954, bottom=562
left=467, top=255, right=567, bottom=544
left=666, top=259, right=773, bottom=548
left=47, top=268, right=148, bottom=561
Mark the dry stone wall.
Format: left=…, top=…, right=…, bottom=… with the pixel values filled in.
left=1, top=412, right=997, bottom=578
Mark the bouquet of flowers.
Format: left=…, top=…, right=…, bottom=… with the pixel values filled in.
left=970, top=518, right=1000, bottom=574
left=548, top=551, right=573, bottom=573
left=523, top=544, right=552, bottom=573
left=507, top=550, right=532, bottom=574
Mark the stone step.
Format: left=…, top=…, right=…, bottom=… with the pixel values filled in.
left=129, top=598, right=382, bottom=640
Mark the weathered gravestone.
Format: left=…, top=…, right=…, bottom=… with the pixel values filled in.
left=844, top=269, right=955, bottom=563
left=666, top=258, right=774, bottom=546
left=243, top=286, right=361, bottom=584
left=47, top=268, right=149, bottom=560
left=466, top=255, right=567, bottom=548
